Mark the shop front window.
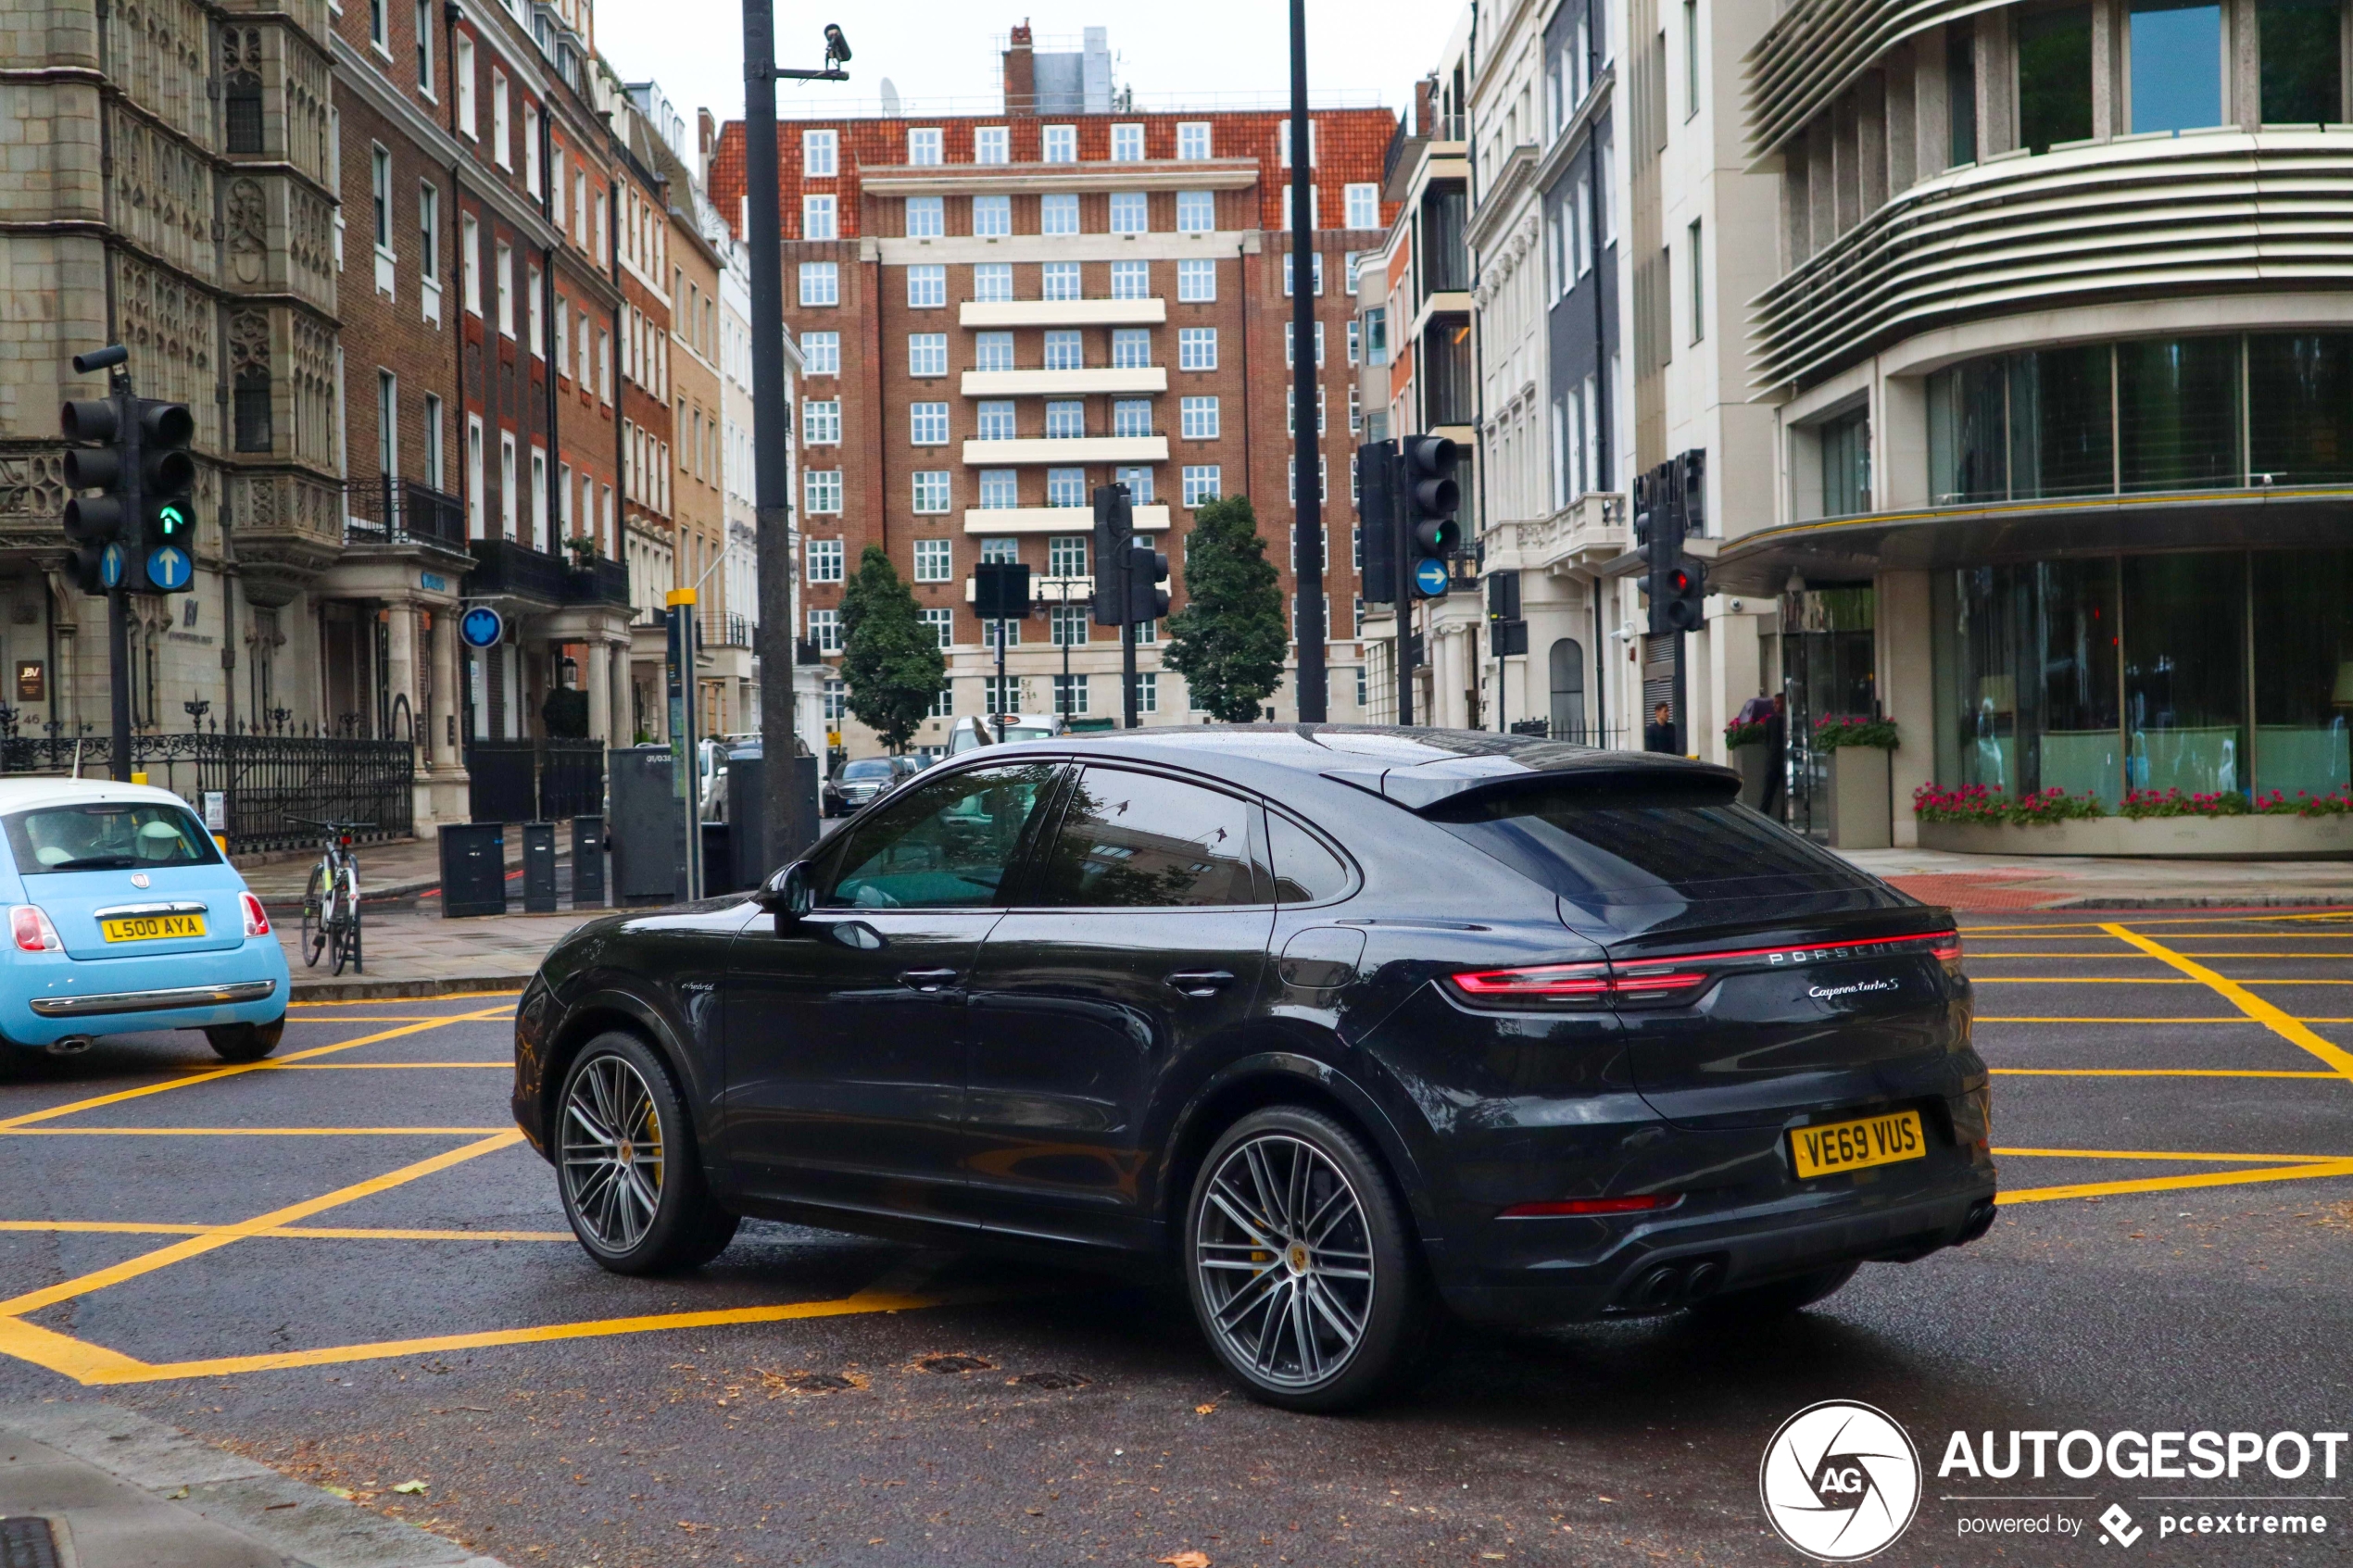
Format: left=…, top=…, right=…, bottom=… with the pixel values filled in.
left=2252, top=551, right=2353, bottom=797
left=1933, top=560, right=2121, bottom=807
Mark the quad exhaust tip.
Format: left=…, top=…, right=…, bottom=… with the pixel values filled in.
left=1625, top=1254, right=1728, bottom=1311
left=44, top=1036, right=92, bottom=1058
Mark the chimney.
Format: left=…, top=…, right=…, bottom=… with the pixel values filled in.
left=1003, top=19, right=1036, bottom=117
left=1415, top=75, right=1436, bottom=139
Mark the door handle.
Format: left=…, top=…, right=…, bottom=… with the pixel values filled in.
left=1165, top=969, right=1237, bottom=997
left=898, top=967, right=960, bottom=993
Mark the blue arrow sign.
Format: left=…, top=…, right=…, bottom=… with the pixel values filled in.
left=145, top=545, right=192, bottom=591
left=1413, top=558, right=1452, bottom=598
left=459, top=606, right=505, bottom=649
left=99, top=544, right=124, bottom=589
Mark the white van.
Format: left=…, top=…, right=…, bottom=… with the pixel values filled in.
left=947, top=713, right=1068, bottom=754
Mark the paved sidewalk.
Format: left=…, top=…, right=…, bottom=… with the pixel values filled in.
left=0, top=1402, right=502, bottom=1568
left=237, top=832, right=565, bottom=905
left=1839, top=845, right=2353, bottom=911
left=275, top=904, right=601, bottom=999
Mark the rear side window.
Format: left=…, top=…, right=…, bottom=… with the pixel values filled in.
left=1424, top=787, right=1877, bottom=906
left=5, top=802, right=222, bottom=874
left=1033, top=767, right=1262, bottom=907
left=1268, top=812, right=1352, bottom=903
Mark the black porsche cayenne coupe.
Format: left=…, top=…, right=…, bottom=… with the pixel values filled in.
left=511, top=727, right=1996, bottom=1411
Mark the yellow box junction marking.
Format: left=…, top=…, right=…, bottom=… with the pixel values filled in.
left=2103, top=923, right=2353, bottom=1085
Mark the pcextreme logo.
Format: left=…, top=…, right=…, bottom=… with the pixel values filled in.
left=1760, top=1400, right=1924, bottom=1562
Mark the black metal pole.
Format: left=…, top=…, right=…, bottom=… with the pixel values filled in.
left=1288, top=0, right=1326, bottom=722
left=109, top=370, right=137, bottom=780
left=744, top=0, right=801, bottom=869
left=1121, top=619, right=1139, bottom=728
left=1392, top=459, right=1413, bottom=726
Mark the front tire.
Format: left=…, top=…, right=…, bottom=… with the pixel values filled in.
left=1184, top=1105, right=1428, bottom=1413
left=556, top=1032, right=737, bottom=1274
left=206, top=1017, right=283, bottom=1062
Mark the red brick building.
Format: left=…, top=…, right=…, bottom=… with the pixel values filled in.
left=710, top=26, right=1398, bottom=750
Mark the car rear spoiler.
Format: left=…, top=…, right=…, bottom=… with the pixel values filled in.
left=1320, top=753, right=1742, bottom=813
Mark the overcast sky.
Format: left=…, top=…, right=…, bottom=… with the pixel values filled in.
left=597, top=0, right=1464, bottom=133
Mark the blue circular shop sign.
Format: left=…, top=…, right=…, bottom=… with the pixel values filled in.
left=145, top=545, right=192, bottom=591
left=99, top=544, right=125, bottom=588
left=1413, top=558, right=1453, bottom=597
left=459, top=606, right=505, bottom=648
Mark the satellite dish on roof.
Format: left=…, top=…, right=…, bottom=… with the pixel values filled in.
left=879, top=77, right=900, bottom=116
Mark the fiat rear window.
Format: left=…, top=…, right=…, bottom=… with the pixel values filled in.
left=4, top=802, right=222, bottom=874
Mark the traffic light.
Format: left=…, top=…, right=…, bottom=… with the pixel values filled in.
left=1401, top=433, right=1459, bottom=599
left=1658, top=556, right=1707, bottom=633
left=1090, top=483, right=1133, bottom=626
left=1355, top=440, right=1398, bottom=603
left=60, top=395, right=131, bottom=595
left=1126, top=536, right=1170, bottom=624
left=133, top=399, right=196, bottom=594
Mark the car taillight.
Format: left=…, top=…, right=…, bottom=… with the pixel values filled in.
left=1498, top=1194, right=1683, bottom=1219
left=1931, top=930, right=1964, bottom=972
left=1448, top=961, right=1612, bottom=1005
left=240, top=892, right=271, bottom=937
left=9, top=906, right=61, bottom=953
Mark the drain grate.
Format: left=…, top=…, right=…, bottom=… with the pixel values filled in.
left=0, top=1517, right=61, bottom=1568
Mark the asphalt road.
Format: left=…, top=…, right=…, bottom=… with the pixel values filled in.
left=0, top=909, right=2347, bottom=1566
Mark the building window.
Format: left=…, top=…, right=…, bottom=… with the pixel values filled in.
left=1283, top=251, right=1324, bottom=296
left=1047, top=534, right=1088, bottom=576
left=979, top=469, right=1018, bottom=508
left=498, top=432, right=516, bottom=536
left=1283, top=320, right=1324, bottom=367
left=418, top=183, right=439, bottom=283
left=1180, top=396, right=1219, bottom=439
left=1041, top=194, right=1079, bottom=235
left=460, top=213, right=481, bottom=312
left=1687, top=219, right=1704, bottom=344
left=1111, top=259, right=1150, bottom=299
left=976, top=401, right=1016, bottom=440
left=1278, top=119, right=1315, bottom=167
left=1683, top=0, right=1700, bottom=118
left=1176, top=190, right=1214, bottom=232
left=1112, top=328, right=1150, bottom=369
left=809, top=608, right=841, bottom=653
left=1043, top=123, right=1076, bottom=162
left=1182, top=465, right=1221, bottom=507
left=974, top=262, right=1013, bottom=302
left=975, top=125, right=1009, bottom=164
left=801, top=330, right=839, bottom=374
left=908, top=332, right=948, bottom=376
left=1346, top=320, right=1361, bottom=366
left=1050, top=608, right=1089, bottom=654
left=1344, top=182, right=1379, bottom=229
left=1286, top=454, right=1327, bottom=503
left=807, top=537, right=845, bottom=582
left=824, top=677, right=848, bottom=720
left=805, top=470, right=842, bottom=513
left=1111, top=122, right=1144, bottom=161
left=1047, top=467, right=1087, bottom=507
left=422, top=393, right=443, bottom=487
left=802, top=194, right=837, bottom=241
left=908, top=126, right=943, bottom=165
left=496, top=242, right=513, bottom=335
left=1365, top=307, right=1387, bottom=365
left=1137, top=672, right=1159, bottom=712
left=1178, top=327, right=1217, bottom=370
left=1044, top=330, right=1084, bottom=371
left=973, top=194, right=1011, bottom=236
left=1178, top=258, right=1217, bottom=302
left=370, top=144, right=392, bottom=253
left=1819, top=407, right=1870, bottom=517
left=453, top=34, right=475, bottom=138
left=911, top=402, right=950, bottom=445
left=912, top=470, right=951, bottom=512
left=803, top=129, right=837, bottom=176
left=492, top=71, right=510, bottom=166
left=226, top=72, right=263, bottom=152
left=2130, top=0, right=2224, bottom=132
left=1176, top=121, right=1212, bottom=158
left=802, top=399, right=840, bottom=444
left=1114, top=464, right=1153, bottom=504
left=1042, top=261, right=1081, bottom=300
left=1947, top=19, right=1978, bottom=166
left=1111, top=400, right=1152, bottom=439
left=1045, top=399, right=1086, bottom=438
left=799, top=261, right=838, bottom=306
left=1286, top=386, right=1325, bottom=436
left=906, top=195, right=944, bottom=237
left=2261, top=0, right=2342, bottom=122
left=597, top=330, right=610, bottom=401
left=913, top=537, right=953, bottom=582
left=2017, top=5, right=2094, bottom=153
left=975, top=332, right=1013, bottom=372
left=523, top=106, right=540, bottom=194
left=414, top=0, right=432, bottom=89
left=980, top=537, right=1018, bottom=563
left=1110, top=192, right=1148, bottom=233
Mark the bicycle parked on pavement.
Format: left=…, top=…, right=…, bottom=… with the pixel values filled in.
left=289, top=816, right=371, bottom=975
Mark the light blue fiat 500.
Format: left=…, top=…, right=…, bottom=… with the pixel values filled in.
left=0, top=779, right=288, bottom=1060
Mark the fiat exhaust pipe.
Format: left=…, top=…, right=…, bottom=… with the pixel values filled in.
left=44, top=1035, right=93, bottom=1057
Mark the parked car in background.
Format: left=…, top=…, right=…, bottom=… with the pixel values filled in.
left=947, top=714, right=1068, bottom=755
left=822, top=755, right=921, bottom=818
left=0, top=780, right=288, bottom=1060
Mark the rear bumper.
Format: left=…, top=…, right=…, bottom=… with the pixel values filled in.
left=2, top=941, right=290, bottom=1045
left=30, top=979, right=277, bottom=1018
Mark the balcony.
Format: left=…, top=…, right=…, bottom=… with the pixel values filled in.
left=963, top=504, right=1172, bottom=534
left=1481, top=492, right=1629, bottom=575
left=468, top=537, right=568, bottom=604
left=962, top=434, right=1170, bottom=465
left=960, top=298, right=1167, bottom=329
left=344, top=476, right=469, bottom=557
left=562, top=555, right=629, bottom=608
left=961, top=367, right=1168, bottom=397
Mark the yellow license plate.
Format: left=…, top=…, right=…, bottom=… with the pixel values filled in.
left=1790, top=1109, right=1927, bottom=1180
left=100, top=913, right=206, bottom=943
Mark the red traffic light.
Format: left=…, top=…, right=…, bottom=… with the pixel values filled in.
left=1667, top=568, right=1693, bottom=594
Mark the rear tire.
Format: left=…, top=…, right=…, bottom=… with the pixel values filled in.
left=556, top=1032, right=738, bottom=1274
left=206, top=1017, right=283, bottom=1062
left=1184, top=1105, right=1429, bottom=1413
left=1691, top=1261, right=1857, bottom=1322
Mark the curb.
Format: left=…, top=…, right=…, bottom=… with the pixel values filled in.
left=0, top=1400, right=506, bottom=1568
left=288, top=974, right=530, bottom=1002
left=2037, top=896, right=2353, bottom=910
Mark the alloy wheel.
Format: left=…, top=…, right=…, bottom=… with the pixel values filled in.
left=560, top=1053, right=666, bottom=1253
left=1193, top=1133, right=1376, bottom=1388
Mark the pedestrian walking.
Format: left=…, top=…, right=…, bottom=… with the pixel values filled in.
left=1643, top=700, right=1677, bottom=754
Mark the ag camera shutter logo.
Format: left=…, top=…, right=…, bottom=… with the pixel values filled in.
left=1760, top=1400, right=1922, bottom=1561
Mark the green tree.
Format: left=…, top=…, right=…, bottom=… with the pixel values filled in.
left=1163, top=495, right=1287, bottom=723
left=838, top=545, right=946, bottom=752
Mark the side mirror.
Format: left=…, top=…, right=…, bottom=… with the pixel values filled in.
left=756, top=861, right=813, bottom=920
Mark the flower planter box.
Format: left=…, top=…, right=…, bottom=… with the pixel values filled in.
left=1917, top=814, right=2353, bottom=859
left=1827, top=746, right=1892, bottom=849
left=1730, top=744, right=1771, bottom=809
